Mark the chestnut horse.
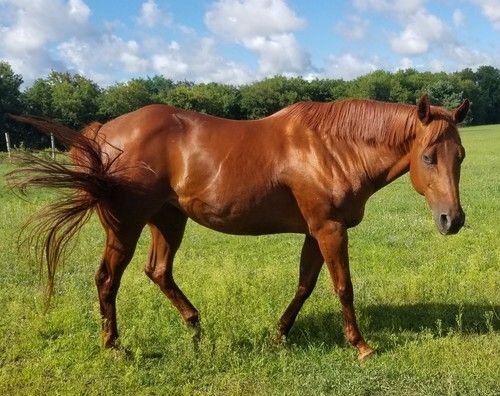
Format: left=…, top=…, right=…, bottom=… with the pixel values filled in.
left=9, top=95, right=469, bottom=360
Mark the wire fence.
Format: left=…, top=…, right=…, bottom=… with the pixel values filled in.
left=3, top=131, right=57, bottom=160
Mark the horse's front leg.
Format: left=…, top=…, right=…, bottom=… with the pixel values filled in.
left=313, top=220, right=375, bottom=360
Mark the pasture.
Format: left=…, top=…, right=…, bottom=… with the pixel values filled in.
left=0, top=123, right=499, bottom=395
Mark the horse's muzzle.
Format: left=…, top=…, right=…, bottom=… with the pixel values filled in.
left=434, top=206, right=465, bottom=235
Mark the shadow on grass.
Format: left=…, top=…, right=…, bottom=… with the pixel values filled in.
left=124, top=303, right=498, bottom=359
left=288, top=303, right=499, bottom=350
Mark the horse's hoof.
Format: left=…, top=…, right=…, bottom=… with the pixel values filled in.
left=271, top=333, right=287, bottom=346
left=192, top=328, right=202, bottom=344
left=102, top=334, right=119, bottom=349
left=187, top=320, right=202, bottom=344
left=358, top=347, right=376, bottom=361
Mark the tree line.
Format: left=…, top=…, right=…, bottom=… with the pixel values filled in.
left=1, top=60, right=499, bottom=150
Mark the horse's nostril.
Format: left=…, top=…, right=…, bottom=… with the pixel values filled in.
left=440, top=213, right=450, bottom=230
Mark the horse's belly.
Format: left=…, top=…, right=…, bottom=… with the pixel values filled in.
left=175, top=188, right=307, bottom=235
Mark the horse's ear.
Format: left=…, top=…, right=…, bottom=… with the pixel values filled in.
left=417, top=95, right=431, bottom=125
left=453, top=99, right=470, bottom=124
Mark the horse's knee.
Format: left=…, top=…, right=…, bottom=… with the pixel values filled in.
left=336, top=284, right=353, bottom=305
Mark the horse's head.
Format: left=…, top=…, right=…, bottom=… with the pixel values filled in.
left=409, top=95, right=470, bottom=235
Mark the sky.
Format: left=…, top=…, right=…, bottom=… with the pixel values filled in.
left=1, top=0, right=500, bottom=87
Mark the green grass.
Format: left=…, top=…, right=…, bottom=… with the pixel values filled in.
left=0, top=124, right=499, bottom=395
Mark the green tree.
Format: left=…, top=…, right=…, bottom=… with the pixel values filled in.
left=50, top=72, right=100, bottom=128
left=0, top=62, right=24, bottom=150
left=240, top=76, right=313, bottom=119
left=142, top=75, right=175, bottom=102
left=307, top=78, right=347, bottom=102
left=97, top=79, right=153, bottom=121
left=427, top=79, right=474, bottom=125
left=22, top=78, right=53, bottom=116
left=391, top=69, right=421, bottom=103
left=0, top=61, right=23, bottom=115
left=474, top=66, right=500, bottom=125
left=348, top=70, right=400, bottom=102
left=23, top=71, right=100, bottom=129
left=160, top=82, right=242, bottom=119
left=450, top=69, right=481, bottom=124
left=428, top=79, right=463, bottom=110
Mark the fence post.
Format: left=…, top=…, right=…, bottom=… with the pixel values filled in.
left=5, top=132, right=11, bottom=159
left=50, top=133, right=55, bottom=160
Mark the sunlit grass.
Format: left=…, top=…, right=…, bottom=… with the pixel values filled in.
left=0, top=124, right=498, bottom=395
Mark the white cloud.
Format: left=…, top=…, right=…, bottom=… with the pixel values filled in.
left=0, top=0, right=92, bottom=82
left=57, top=34, right=152, bottom=85
left=472, top=0, right=500, bottom=30
left=205, top=0, right=305, bottom=40
left=188, top=38, right=253, bottom=84
left=450, top=45, right=492, bottom=68
left=390, top=11, right=448, bottom=56
left=354, top=0, right=500, bottom=71
left=453, top=9, right=465, bottom=27
left=68, top=0, right=91, bottom=22
left=243, top=33, right=309, bottom=75
left=353, top=0, right=423, bottom=16
left=120, top=41, right=150, bottom=73
left=429, top=59, right=445, bottom=72
left=58, top=32, right=253, bottom=86
left=138, top=0, right=160, bottom=27
left=137, top=0, right=172, bottom=28
left=399, top=57, right=414, bottom=70
left=205, top=0, right=310, bottom=76
left=335, top=15, right=369, bottom=40
left=390, top=28, right=429, bottom=55
left=0, top=0, right=91, bottom=52
left=152, top=54, right=188, bottom=76
left=1, top=0, right=498, bottom=87
left=0, top=0, right=254, bottom=86
left=353, top=0, right=458, bottom=61
left=324, top=53, right=378, bottom=80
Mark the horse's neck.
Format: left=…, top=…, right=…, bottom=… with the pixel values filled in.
left=289, top=101, right=418, bottom=192
left=367, top=134, right=416, bottom=191
left=332, top=124, right=416, bottom=193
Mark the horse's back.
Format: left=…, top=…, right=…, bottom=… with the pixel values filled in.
left=89, top=105, right=307, bottom=233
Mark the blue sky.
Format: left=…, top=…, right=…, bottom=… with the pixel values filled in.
left=1, top=0, right=499, bottom=86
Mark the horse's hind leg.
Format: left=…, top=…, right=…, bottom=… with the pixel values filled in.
left=95, top=219, right=143, bottom=348
left=144, top=206, right=200, bottom=336
left=276, top=235, right=324, bottom=341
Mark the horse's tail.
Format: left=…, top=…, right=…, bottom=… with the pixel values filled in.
left=7, top=115, right=127, bottom=305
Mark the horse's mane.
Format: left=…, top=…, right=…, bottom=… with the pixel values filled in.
left=280, top=99, right=454, bottom=149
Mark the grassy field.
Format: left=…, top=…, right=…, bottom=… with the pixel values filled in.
left=0, top=124, right=499, bottom=395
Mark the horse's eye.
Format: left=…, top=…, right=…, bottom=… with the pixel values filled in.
left=422, top=152, right=435, bottom=165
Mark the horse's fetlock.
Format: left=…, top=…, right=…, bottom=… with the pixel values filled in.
left=297, top=285, right=312, bottom=299
left=186, top=313, right=200, bottom=326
